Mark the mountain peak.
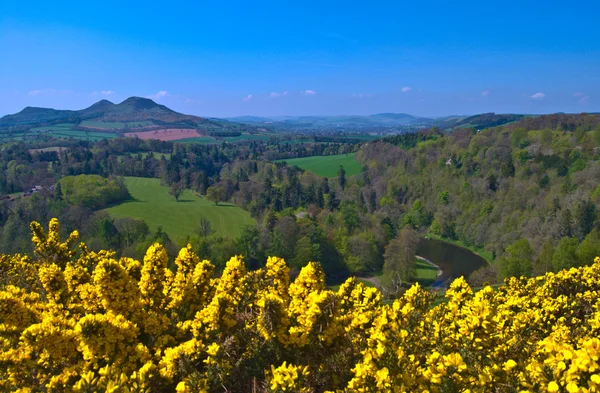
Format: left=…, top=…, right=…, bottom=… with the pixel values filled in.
left=95, top=99, right=115, bottom=106
left=117, top=96, right=172, bottom=112
left=20, top=106, right=55, bottom=114
left=82, top=99, right=116, bottom=112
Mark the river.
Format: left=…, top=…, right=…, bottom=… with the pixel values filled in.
left=417, top=237, right=487, bottom=288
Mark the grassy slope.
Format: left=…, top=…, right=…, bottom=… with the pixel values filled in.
left=51, top=130, right=117, bottom=140
left=413, top=259, right=440, bottom=287
left=30, top=123, right=76, bottom=131
left=276, top=153, right=363, bottom=177
left=106, top=177, right=254, bottom=243
left=80, top=121, right=153, bottom=129
left=1, top=125, right=117, bottom=141
left=81, top=121, right=126, bottom=129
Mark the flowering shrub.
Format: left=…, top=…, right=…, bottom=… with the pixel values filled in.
left=1, top=219, right=600, bottom=392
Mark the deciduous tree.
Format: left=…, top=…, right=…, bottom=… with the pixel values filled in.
left=499, top=238, right=534, bottom=278
left=383, top=227, right=418, bottom=282
left=206, top=186, right=225, bottom=205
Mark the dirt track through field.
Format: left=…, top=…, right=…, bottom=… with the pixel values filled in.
left=124, top=129, right=201, bottom=141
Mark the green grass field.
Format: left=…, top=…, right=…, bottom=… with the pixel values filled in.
left=30, top=123, right=76, bottom=132
left=80, top=121, right=152, bottom=129
left=126, top=121, right=153, bottom=128
left=276, top=153, right=363, bottom=177
left=0, top=128, right=117, bottom=142
left=139, top=152, right=172, bottom=159
left=80, top=121, right=125, bottom=129
left=49, top=130, right=118, bottom=140
left=414, top=259, right=440, bottom=287
left=106, top=177, right=255, bottom=243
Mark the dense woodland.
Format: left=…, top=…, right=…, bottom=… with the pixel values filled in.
left=2, top=113, right=600, bottom=289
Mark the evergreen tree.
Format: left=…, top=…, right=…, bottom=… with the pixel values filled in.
left=54, top=182, right=63, bottom=201
left=97, top=217, right=120, bottom=250
left=368, top=190, right=377, bottom=212
left=327, top=191, right=339, bottom=211
left=236, top=225, right=263, bottom=269
left=321, top=178, right=330, bottom=194
left=263, top=211, right=277, bottom=232
left=317, top=188, right=325, bottom=209
left=338, top=165, right=346, bottom=189
left=574, top=199, right=597, bottom=240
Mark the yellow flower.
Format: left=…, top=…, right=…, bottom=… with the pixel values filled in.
left=503, top=359, right=517, bottom=371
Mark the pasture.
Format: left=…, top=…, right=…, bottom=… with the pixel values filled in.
left=80, top=121, right=154, bottom=129
left=106, top=177, right=255, bottom=243
left=0, top=128, right=117, bottom=142
left=30, top=123, right=76, bottom=132
left=276, top=153, right=363, bottom=177
left=50, top=130, right=117, bottom=140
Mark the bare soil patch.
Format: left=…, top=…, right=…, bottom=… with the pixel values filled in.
left=124, top=129, right=201, bottom=141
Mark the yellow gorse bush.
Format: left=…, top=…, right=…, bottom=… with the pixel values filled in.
left=1, top=219, right=600, bottom=392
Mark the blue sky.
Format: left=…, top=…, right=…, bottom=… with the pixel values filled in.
left=1, top=0, right=599, bottom=117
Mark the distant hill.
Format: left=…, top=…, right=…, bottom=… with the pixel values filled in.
left=434, top=113, right=526, bottom=130
left=224, top=112, right=529, bottom=132
left=0, top=97, right=216, bottom=129
left=1, top=98, right=533, bottom=136
left=225, top=113, right=435, bottom=130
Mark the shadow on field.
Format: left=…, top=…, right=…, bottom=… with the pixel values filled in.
left=105, top=195, right=142, bottom=208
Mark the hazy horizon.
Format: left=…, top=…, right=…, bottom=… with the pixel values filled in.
left=4, top=95, right=596, bottom=120
left=2, top=0, right=599, bottom=118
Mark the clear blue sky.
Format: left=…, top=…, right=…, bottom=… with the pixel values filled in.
left=1, top=0, right=598, bottom=117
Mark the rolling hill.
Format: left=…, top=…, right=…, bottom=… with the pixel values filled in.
left=0, top=97, right=222, bottom=130
left=1, top=97, right=534, bottom=139
left=433, top=113, right=526, bottom=130
left=223, top=112, right=527, bottom=131
left=224, top=113, right=435, bottom=130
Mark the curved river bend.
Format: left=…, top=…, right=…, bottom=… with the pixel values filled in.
left=417, top=238, right=487, bottom=288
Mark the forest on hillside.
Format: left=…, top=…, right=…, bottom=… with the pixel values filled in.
left=1, top=113, right=600, bottom=290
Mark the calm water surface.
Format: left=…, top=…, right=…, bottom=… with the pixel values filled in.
left=417, top=238, right=487, bottom=287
